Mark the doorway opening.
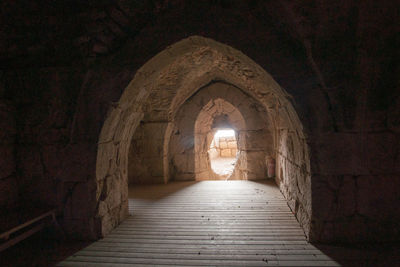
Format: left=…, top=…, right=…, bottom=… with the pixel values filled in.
left=208, top=129, right=238, bottom=178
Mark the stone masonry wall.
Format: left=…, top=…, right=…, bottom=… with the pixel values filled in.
left=0, top=75, right=17, bottom=209
left=214, top=136, right=237, bottom=158
left=0, top=1, right=398, bottom=243
left=169, top=83, right=273, bottom=181
left=128, top=122, right=167, bottom=184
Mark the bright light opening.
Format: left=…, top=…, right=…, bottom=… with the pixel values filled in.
left=214, top=129, right=235, bottom=138
left=208, top=129, right=238, bottom=179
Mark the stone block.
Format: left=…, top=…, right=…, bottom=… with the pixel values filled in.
left=113, top=111, right=143, bottom=143
left=312, top=133, right=364, bottom=175
left=311, top=178, right=337, bottom=221
left=388, top=98, right=400, bottom=132
left=231, top=148, right=237, bottom=156
left=219, top=141, right=228, bottom=149
left=357, top=175, right=400, bottom=219
left=195, top=170, right=211, bottom=180
left=62, top=218, right=96, bottom=240
left=17, top=146, right=44, bottom=190
left=43, top=144, right=96, bottom=182
left=0, top=145, right=15, bottom=179
left=98, top=106, right=122, bottom=143
left=142, top=139, right=164, bottom=158
left=337, top=176, right=356, bottom=217
left=220, top=149, right=231, bottom=157
left=142, top=122, right=168, bottom=139
left=239, top=130, right=271, bottom=151
left=149, top=157, right=164, bottom=177
left=366, top=132, right=399, bottom=174
left=195, top=153, right=209, bottom=171
left=240, top=151, right=267, bottom=179
left=228, top=141, right=237, bottom=149
left=173, top=172, right=195, bottom=181
left=0, top=101, right=16, bottom=144
left=97, top=142, right=117, bottom=181
left=172, top=152, right=194, bottom=174
left=0, top=175, right=19, bottom=207
left=62, top=181, right=95, bottom=220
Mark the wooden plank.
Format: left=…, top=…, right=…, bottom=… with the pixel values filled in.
left=110, top=231, right=306, bottom=236
left=83, top=245, right=326, bottom=255
left=109, top=228, right=305, bottom=233
left=97, top=239, right=309, bottom=245
left=58, top=180, right=340, bottom=266
left=105, top=236, right=307, bottom=242
left=63, top=255, right=338, bottom=267
left=89, top=242, right=317, bottom=250
left=74, top=250, right=335, bottom=261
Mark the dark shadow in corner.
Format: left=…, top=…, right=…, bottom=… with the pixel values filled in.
left=312, top=242, right=400, bottom=267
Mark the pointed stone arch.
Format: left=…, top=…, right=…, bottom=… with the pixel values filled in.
left=96, top=36, right=311, bottom=238
left=168, top=81, right=273, bottom=181
left=194, top=98, right=246, bottom=180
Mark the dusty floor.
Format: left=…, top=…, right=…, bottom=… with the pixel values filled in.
left=58, top=180, right=400, bottom=266
left=1, top=180, right=399, bottom=266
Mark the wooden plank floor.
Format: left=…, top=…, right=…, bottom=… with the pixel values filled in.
left=59, top=180, right=340, bottom=266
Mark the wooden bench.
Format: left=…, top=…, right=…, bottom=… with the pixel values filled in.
left=0, top=206, right=62, bottom=252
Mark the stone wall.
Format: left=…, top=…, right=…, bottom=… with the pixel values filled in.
left=94, top=36, right=310, bottom=239
left=169, top=83, right=274, bottom=181
left=0, top=0, right=398, bottom=243
left=128, top=122, right=167, bottom=184
left=0, top=75, right=17, bottom=209
left=212, top=136, right=237, bottom=158
left=275, top=127, right=311, bottom=237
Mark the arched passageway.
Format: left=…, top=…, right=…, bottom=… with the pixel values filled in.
left=95, top=36, right=311, bottom=240
left=194, top=98, right=246, bottom=180
left=168, top=82, right=273, bottom=181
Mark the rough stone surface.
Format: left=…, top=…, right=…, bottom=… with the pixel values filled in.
left=169, top=83, right=273, bottom=181
left=0, top=1, right=398, bottom=244
left=0, top=100, right=18, bottom=208
left=128, top=122, right=167, bottom=184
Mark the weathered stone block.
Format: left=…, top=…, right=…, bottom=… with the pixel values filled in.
left=43, top=144, right=96, bottom=182
left=313, top=133, right=364, bottom=175
left=357, top=175, right=400, bottom=219
left=240, top=151, right=267, bottom=179
left=239, top=130, right=271, bottom=151
left=337, top=176, right=356, bottom=217
left=366, top=132, right=399, bottom=175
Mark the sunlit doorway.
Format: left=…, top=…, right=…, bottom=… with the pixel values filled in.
left=208, top=129, right=238, bottom=179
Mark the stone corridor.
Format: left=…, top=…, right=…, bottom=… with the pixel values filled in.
left=59, top=180, right=339, bottom=266
left=1, top=1, right=399, bottom=266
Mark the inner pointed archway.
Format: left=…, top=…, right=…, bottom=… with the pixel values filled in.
left=192, top=96, right=248, bottom=181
